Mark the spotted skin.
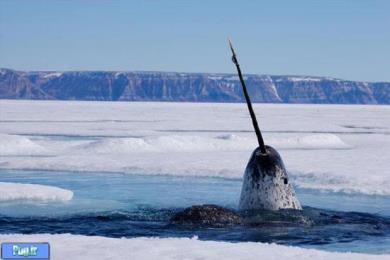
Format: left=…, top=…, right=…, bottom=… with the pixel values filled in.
left=239, top=145, right=302, bottom=211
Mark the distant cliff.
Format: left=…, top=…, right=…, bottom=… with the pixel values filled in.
left=0, top=68, right=389, bottom=104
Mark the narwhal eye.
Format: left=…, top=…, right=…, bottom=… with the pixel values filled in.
left=283, top=178, right=288, bottom=185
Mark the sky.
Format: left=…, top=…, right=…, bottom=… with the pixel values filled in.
left=0, top=0, right=389, bottom=82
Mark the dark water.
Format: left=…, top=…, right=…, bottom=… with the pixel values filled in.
left=1, top=207, right=389, bottom=247
left=0, top=169, right=389, bottom=254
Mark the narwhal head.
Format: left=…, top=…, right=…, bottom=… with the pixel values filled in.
left=228, top=39, right=301, bottom=211
left=238, top=145, right=302, bottom=211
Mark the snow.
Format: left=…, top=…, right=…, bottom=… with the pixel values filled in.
left=0, top=134, right=48, bottom=155
left=269, top=81, right=282, bottom=101
left=289, top=77, right=322, bottom=82
left=0, top=182, right=73, bottom=202
left=114, top=72, right=125, bottom=77
left=224, top=75, right=247, bottom=81
left=0, top=100, right=389, bottom=195
left=208, top=75, right=223, bottom=80
left=76, top=134, right=348, bottom=154
left=43, top=72, right=63, bottom=78
left=274, top=76, right=323, bottom=82
left=0, top=234, right=387, bottom=260
left=277, top=134, right=349, bottom=149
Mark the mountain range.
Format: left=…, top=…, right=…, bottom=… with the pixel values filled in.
left=0, top=68, right=389, bottom=104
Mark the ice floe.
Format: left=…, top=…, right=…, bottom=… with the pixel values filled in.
left=0, top=182, right=73, bottom=202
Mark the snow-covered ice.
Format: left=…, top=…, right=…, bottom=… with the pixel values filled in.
left=0, top=182, right=73, bottom=202
left=0, top=133, right=47, bottom=155
left=0, top=100, right=388, bottom=195
left=0, top=234, right=388, bottom=260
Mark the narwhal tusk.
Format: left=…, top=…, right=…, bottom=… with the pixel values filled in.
left=228, top=38, right=267, bottom=154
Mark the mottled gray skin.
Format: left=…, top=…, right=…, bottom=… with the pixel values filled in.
left=171, top=146, right=301, bottom=225
left=239, top=145, right=301, bottom=211
left=171, top=204, right=242, bottom=226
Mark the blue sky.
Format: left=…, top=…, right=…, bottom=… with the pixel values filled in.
left=1, top=0, right=389, bottom=81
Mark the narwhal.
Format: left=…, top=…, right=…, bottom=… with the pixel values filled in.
left=228, top=39, right=301, bottom=211
left=171, top=40, right=301, bottom=225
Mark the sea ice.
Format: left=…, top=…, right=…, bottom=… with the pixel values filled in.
left=0, top=100, right=389, bottom=195
left=0, top=234, right=387, bottom=260
left=0, top=182, right=73, bottom=202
